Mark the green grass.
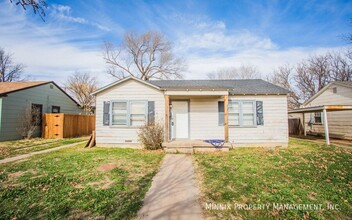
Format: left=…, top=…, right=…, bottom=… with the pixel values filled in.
left=0, top=145, right=164, bottom=219
left=0, top=137, right=88, bottom=159
left=194, top=138, right=352, bottom=219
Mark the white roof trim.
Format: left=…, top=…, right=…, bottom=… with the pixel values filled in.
left=303, top=81, right=352, bottom=106
left=92, top=76, right=161, bottom=95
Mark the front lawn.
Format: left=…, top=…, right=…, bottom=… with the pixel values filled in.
left=0, top=145, right=164, bottom=219
left=194, top=138, right=352, bottom=219
left=0, top=137, right=88, bottom=159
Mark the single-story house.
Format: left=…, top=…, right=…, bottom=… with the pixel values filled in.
left=0, top=81, right=84, bottom=141
left=289, top=81, right=352, bottom=141
left=92, top=76, right=290, bottom=147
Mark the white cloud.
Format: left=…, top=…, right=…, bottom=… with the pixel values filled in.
left=170, top=16, right=344, bottom=79
left=184, top=46, right=345, bottom=79
left=50, top=4, right=111, bottom=31
left=0, top=2, right=109, bottom=85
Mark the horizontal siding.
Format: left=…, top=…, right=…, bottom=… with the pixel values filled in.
left=0, top=83, right=83, bottom=141
left=305, top=85, right=352, bottom=106
left=189, top=98, right=223, bottom=140
left=302, top=85, right=352, bottom=140
left=95, top=79, right=165, bottom=144
left=304, top=111, right=352, bottom=140
left=229, top=95, right=288, bottom=146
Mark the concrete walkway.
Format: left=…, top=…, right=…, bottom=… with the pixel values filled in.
left=0, top=141, right=86, bottom=164
left=138, top=154, right=203, bottom=220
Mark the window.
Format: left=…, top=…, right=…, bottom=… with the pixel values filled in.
left=314, top=112, right=322, bottom=124
left=112, top=102, right=128, bottom=125
left=228, top=101, right=256, bottom=127
left=242, top=102, right=255, bottom=126
left=228, top=101, right=240, bottom=126
left=110, top=100, right=148, bottom=126
left=52, top=106, right=60, bottom=113
left=130, top=101, right=147, bottom=126
left=31, top=104, right=43, bottom=126
left=333, top=87, right=337, bottom=93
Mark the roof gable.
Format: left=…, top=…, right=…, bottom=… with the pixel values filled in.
left=303, top=81, right=352, bottom=106
left=0, top=81, right=50, bottom=95
left=0, top=81, right=80, bottom=106
left=92, top=76, right=161, bottom=95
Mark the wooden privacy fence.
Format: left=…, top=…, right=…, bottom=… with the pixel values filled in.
left=42, top=113, right=95, bottom=138
left=288, top=118, right=303, bottom=135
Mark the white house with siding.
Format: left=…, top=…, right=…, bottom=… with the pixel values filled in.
left=93, top=77, right=290, bottom=148
left=293, top=81, right=352, bottom=140
left=0, top=81, right=83, bottom=141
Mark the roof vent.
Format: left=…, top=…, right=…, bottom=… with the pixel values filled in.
left=50, top=84, right=54, bottom=89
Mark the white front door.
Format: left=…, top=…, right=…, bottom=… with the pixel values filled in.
left=172, top=101, right=189, bottom=139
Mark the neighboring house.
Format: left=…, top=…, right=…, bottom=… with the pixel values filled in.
left=292, top=81, right=352, bottom=140
left=93, top=76, right=290, bottom=147
left=0, top=81, right=83, bottom=141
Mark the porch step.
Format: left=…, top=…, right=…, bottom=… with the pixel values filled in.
left=193, top=146, right=230, bottom=153
left=164, top=146, right=230, bottom=153
left=164, top=147, right=194, bottom=154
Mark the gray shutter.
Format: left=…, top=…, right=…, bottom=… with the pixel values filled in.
left=256, top=101, right=264, bottom=125
left=103, top=101, right=110, bottom=126
left=218, top=101, right=224, bottom=126
left=148, top=101, right=155, bottom=125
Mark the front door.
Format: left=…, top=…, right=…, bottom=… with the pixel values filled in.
left=171, top=101, right=189, bottom=139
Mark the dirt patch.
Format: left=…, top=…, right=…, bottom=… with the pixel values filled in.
left=96, top=163, right=118, bottom=172
left=8, top=171, right=25, bottom=179
left=87, top=176, right=114, bottom=190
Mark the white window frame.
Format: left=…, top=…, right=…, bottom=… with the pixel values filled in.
left=228, top=100, right=257, bottom=127
left=110, top=100, right=148, bottom=127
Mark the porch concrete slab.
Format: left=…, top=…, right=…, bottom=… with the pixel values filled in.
left=138, top=154, right=203, bottom=220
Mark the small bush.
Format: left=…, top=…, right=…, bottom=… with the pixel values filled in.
left=138, top=121, right=164, bottom=150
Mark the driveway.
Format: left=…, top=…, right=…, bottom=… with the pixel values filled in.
left=138, top=154, right=203, bottom=220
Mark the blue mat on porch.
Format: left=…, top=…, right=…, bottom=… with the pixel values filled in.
left=204, top=139, right=225, bottom=149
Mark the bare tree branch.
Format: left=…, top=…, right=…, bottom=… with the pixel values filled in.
left=10, top=0, right=48, bottom=21
left=267, top=64, right=301, bottom=110
left=65, top=72, right=98, bottom=114
left=103, top=31, right=186, bottom=80
left=0, top=48, right=25, bottom=82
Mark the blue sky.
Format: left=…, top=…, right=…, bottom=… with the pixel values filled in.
left=0, top=0, right=351, bottom=85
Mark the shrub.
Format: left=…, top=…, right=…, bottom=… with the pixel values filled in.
left=17, top=105, right=41, bottom=139
left=138, top=121, right=164, bottom=150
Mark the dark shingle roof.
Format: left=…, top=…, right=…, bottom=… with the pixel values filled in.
left=149, top=79, right=290, bottom=94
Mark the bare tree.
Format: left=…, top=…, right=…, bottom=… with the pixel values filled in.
left=103, top=31, right=185, bottom=80
left=267, top=65, right=301, bottom=109
left=10, top=0, right=48, bottom=20
left=65, top=72, right=98, bottom=114
left=328, top=50, right=352, bottom=81
left=0, top=48, right=25, bottom=82
left=207, top=64, right=261, bottom=79
left=17, top=105, right=41, bottom=139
